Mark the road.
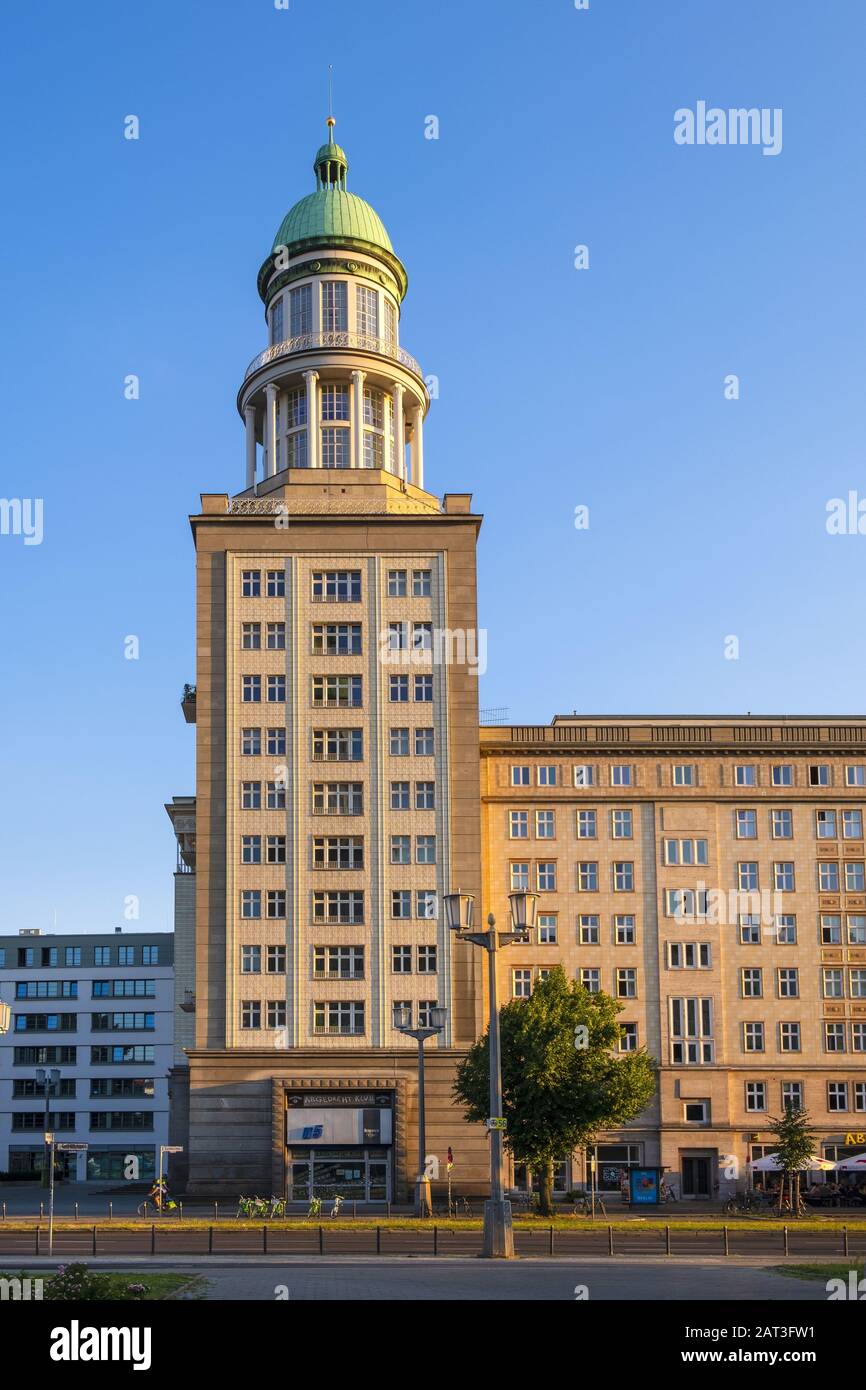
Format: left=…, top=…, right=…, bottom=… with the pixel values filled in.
left=0, top=1256, right=836, bottom=1300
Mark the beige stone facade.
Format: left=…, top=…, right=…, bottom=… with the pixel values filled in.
left=481, top=717, right=866, bottom=1199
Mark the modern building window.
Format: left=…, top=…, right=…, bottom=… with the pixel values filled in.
left=816, top=809, right=837, bottom=840
left=824, top=1022, right=846, bottom=1052
left=848, top=914, right=866, bottom=944
left=362, top=387, right=386, bottom=467
left=827, top=1082, right=849, bottom=1112
left=823, top=968, right=844, bottom=999
left=242, top=727, right=261, bottom=755
left=242, top=781, right=262, bottom=810
left=241, top=622, right=261, bottom=650
left=312, top=728, right=363, bottom=762
left=509, top=811, right=528, bottom=839
left=809, top=764, right=831, bottom=786
left=774, top=862, right=795, bottom=891
left=619, top=1023, right=638, bottom=1052
left=312, top=838, right=363, bottom=870
left=416, top=891, right=437, bottom=919
left=781, top=1082, right=803, bottom=1110
left=819, top=862, right=840, bottom=892
left=613, top=861, right=634, bottom=892
left=580, top=969, right=601, bottom=995
left=775, top=914, right=797, bottom=944
left=510, top=863, right=529, bottom=891
left=779, top=1021, right=801, bottom=1052
left=416, top=835, right=436, bottom=864
left=772, top=764, right=793, bottom=786
left=241, top=890, right=261, bottom=919
left=845, top=861, right=866, bottom=892
left=414, top=675, right=433, bottom=702
left=313, top=1001, right=365, bottom=1036
left=672, top=764, right=696, bottom=786
left=414, top=728, right=434, bottom=755
left=574, top=764, right=594, bottom=787
left=611, top=809, right=633, bottom=839
left=537, top=765, right=557, bottom=786
left=735, top=765, right=756, bottom=787
left=616, top=968, right=637, bottom=999
left=313, top=891, right=364, bottom=924
left=663, top=838, right=708, bottom=866
left=737, top=862, right=759, bottom=891
left=389, top=675, right=409, bottom=703
left=241, top=835, right=261, bottom=865
left=313, top=675, right=362, bottom=708
left=417, top=945, right=437, bottom=973
left=610, top=765, right=631, bottom=786
left=392, top=945, right=412, bottom=974
left=576, top=810, right=597, bottom=839
left=684, top=1101, right=709, bottom=1124
left=843, top=809, right=864, bottom=839
left=390, top=781, right=410, bottom=810
left=241, top=945, right=261, bottom=974
left=511, top=765, right=530, bottom=786
left=392, top=891, right=412, bottom=919
left=267, top=569, right=286, bottom=598
left=412, top=570, right=432, bottom=597
left=266, top=781, right=286, bottom=810
left=387, top=569, right=407, bottom=597
left=312, top=623, right=362, bottom=656
left=535, top=810, right=555, bottom=839
left=241, top=569, right=261, bottom=598
left=241, top=1000, right=260, bottom=1028
left=741, top=967, right=763, bottom=998
left=777, top=967, right=799, bottom=998
left=536, top=862, right=557, bottom=892
left=267, top=946, right=287, bottom=973
left=314, top=946, right=364, bottom=980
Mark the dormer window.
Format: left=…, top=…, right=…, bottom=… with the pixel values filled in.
left=322, top=281, right=348, bottom=333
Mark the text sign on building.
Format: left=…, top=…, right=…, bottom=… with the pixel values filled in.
left=286, top=1106, right=393, bottom=1146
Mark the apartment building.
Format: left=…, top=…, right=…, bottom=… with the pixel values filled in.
left=0, top=930, right=173, bottom=1182
left=481, top=717, right=866, bottom=1199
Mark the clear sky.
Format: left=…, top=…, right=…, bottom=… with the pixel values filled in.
left=0, top=0, right=863, bottom=937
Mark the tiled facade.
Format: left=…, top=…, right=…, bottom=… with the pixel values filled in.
left=481, top=719, right=866, bottom=1198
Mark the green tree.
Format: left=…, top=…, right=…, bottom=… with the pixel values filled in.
left=453, top=966, right=656, bottom=1215
left=768, top=1107, right=817, bottom=1215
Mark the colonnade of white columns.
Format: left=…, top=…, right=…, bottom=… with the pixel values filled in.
left=248, top=375, right=425, bottom=489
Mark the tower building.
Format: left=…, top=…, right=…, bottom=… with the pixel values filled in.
left=178, top=122, right=490, bottom=1198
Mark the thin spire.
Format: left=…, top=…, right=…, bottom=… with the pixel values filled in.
left=327, top=64, right=335, bottom=143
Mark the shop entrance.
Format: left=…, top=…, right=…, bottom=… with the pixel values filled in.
left=681, top=1155, right=712, bottom=1198
left=288, top=1148, right=391, bottom=1203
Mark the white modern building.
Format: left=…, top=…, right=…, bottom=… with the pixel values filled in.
left=0, top=929, right=173, bottom=1183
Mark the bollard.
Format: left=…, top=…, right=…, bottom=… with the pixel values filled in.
left=783, top=1225, right=789, bottom=1256
left=179, top=1202, right=183, bottom=1221
left=208, top=1225, right=214, bottom=1254
left=608, top=1225, right=614, bottom=1256
left=40, top=1202, right=44, bottom=1220
left=318, top=1225, right=324, bottom=1255
left=35, top=1225, right=40, bottom=1255
left=353, top=1201, right=356, bottom=1220
left=376, top=1226, right=381, bottom=1255
left=151, top=1224, right=156, bottom=1255
left=665, top=1225, right=671, bottom=1256
left=843, top=1226, right=849, bottom=1256
left=2, top=1202, right=5, bottom=1221
left=74, top=1203, right=79, bottom=1223
left=213, top=1202, right=218, bottom=1223
left=433, top=1225, right=438, bottom=1257
left=263, top=1224, right=268, bottom=1254
left=723, top=1225, right=729, bottom=1257
left=108, top=1202, right=113, bottom=1222
left=92, top=1226, right=97, bottom=1256
left=549, top=1225, right=555, bottom=1256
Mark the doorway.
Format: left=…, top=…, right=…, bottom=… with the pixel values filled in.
left=287, top=1148, right=391, bottom=1203
left=681, top=1155, right=712, bottom=1198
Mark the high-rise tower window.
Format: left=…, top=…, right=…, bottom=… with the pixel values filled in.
left=321, top=281, right=348, bottom=332
left=363, top=387, right=386, bottom=468
left=312, top=570, right=361, bottom=602
left=384, top=299, right=397, bottom=348
left=356, top=285, right=379, bottom=337
left=270, top=296, right=284, bottom=345
left=283, top=387, right=308, bottom=468
left=290, top=283, right=312, bottom=336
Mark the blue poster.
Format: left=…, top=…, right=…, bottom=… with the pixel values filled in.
left=630, top=1168, right=659, bottom=1204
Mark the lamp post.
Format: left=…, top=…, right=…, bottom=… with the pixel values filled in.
left=393, top=1003, right=447, bottom=1217
left=36, top=1067, right=60, bottom=1189
left=444, top=888, right=538, bottom=1258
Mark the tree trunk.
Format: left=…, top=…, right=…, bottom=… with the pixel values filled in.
left=777, top=1175, right=786, bottom=1214
left=538, top=1160, right=554, bottom=1217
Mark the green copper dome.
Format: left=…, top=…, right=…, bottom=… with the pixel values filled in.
left=271, top=189, right=394, bottom=257
left=258, top=121, right=408, bottom=303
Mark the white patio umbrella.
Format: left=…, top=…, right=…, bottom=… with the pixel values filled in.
left=833, top=1153, right=866, bottom=1171
left=748, top=1152, right=836, bottom=1171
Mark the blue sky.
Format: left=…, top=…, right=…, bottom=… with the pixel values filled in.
left=0, top=0, right=863, bottom=936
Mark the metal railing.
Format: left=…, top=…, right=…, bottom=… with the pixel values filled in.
left=244, top=332, right=423, bottom=382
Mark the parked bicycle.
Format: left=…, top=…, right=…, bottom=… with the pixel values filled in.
left=307, top=1196, right=322, bottom=1219
left=659, top=1180, right=678, bottom=1204
left=723, top=1189, right=770, bottom=1215
left=329, top=1194, right=344, bottom=1218
left=236, top=1195, right=269, bottom=1219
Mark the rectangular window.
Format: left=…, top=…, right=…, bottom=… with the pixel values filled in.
left=414, top=675, right=433, bottom=702
left=312, top=728, right=363, bottom=762
left=580, top=969, right=600, bottom=994
left=321, top=280, right=348, bottom=332
left=780, top=1022, right=801, bottom=1052
left=738, top=862, right=759, bottom=891
left=574, top=764, right=594, bottom=787
left=613, top=861, right=634, bottom=892
left=538, top=914, right=558, bottom=945
left=577, top=862, right=598, bottom=892
left=416, top=835, right=436, bottom=864
left=356, top=285, right=379, bottom=337
left=535, top=810, right=555, bottom=839
left=536, top=862, right=557, bottom=892
left=816, top=809, right=837, bottom=839
left=313, top=1001, right=365, bottom=1036
left=576, top=810, right=597, bottom=839
left=736, top=809, right=757, bottom=839
left=845, top=861, right=866, bottom=892
left=670, top=997, right=714, bottom=1064
left=392, top=890, right=412, bottom=919
left=774, top=862, right=795, bottom=891
left=311, top=570, right=361, bottom=602
left=619, top=1023, right=638, bottom=1053
left=392, top=945, right=412, bottom=974
left=242, top=622, right=261, bottom=650
left=512, top=970, right=532, bottom=999
left=390, top=780, right=410, bottom=810
left=741, top=967, right=763, bottom=998
left=510, top=863, right=530, bottom=891
left=268, top=946, right=286, bottom=973
left=781, top=1082, right=803, bottom=1110
left=312, top=623, right=362, bottom=656
left=290, top=283, right=312, bottom=336
left=415, top=781, right=435, bottom=810
left=537, top=765, right=557, bottom=786
left=827, top=1082, right=849, bottom=1112
left=241, top=945, right=261, bottom=974
left=611, top=765, right=632, bottom=786
left=417, top=945, right=437, bottom=974
left=267, top=728, right=285, bottom=756
left=809, top=764, right=830, bottom=786
left=843, top=809, right=864, bottom=840
left=777, top=967, right=799, bottom=998
left=312, top=890, right=364, bottom=924
left=412, top=570, right=432, bottom=597
left=511, top=766, right=530, bottom=786
left=745, top=1082, right=767, bottom=1112
left=387, top=569, right=407, bottom=597
left=742, top=1021, right=765, bottom=1052
left=820, top=862, right=840, bottom=892
left=735, top=765, right=756, bottom=786
left=672, top=764, right=695, bottom=786
left=615, top=914, right=636, bottom=945
left=267, top=675, right=286, bottom=703
left=611, top=809, right=633, bottom=839
left=848, top=914, right=866, bottom=944
left=416, top=890, right=437, bottom=919
left=241, top=727, right=261, bottom=756
left=414, top=728, right=434, bottom=756
left=772, top=764, right=793, bottom=786
left=823, top=968, right=844, bottom=998
left=390, top=727, right=409, bottom=756
left=312, top=674, right=363, bottom=708
left=579, top=914, right=599, bottom=944
left=772, top=809, right=793, bottom=839
left=314, top=946, right=364, bottom=980
left=616, top=968, right=636, bottom=999
left=509, top=810, right=528, bottom=839
left=241, top=569, right=261, bottom=598
left=312, top=837, right=364, bottom=870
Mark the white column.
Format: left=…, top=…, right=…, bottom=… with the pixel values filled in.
left=304, top=370, right=319, bottom=471
left=244, top=404, right=257, bottom=489
left=392, top=383, right=405, bottom=480
left=352, top=370, right=366, bottom=469
left=264, top=383, right=279, bottom=478
left=409, top=404, right=424, bottom=490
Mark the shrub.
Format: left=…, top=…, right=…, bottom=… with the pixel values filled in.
left=43, top=1264, right=149, bottom=1302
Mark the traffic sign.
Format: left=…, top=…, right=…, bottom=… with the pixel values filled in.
left=57, top=1143, right=88, bottom=1152
left=44, top=1132, right=54, bottom=1145
left=161, top=1145, right=184, bottom=1154
left=486, top=1117, right=506, bottom=1131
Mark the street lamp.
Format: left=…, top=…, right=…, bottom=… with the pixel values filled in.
left=36, top=1068, right=60, bottom=1189
left=444, top=888, right=538, bottom=1258
left=393, top=1002, right=447, bottom=1217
